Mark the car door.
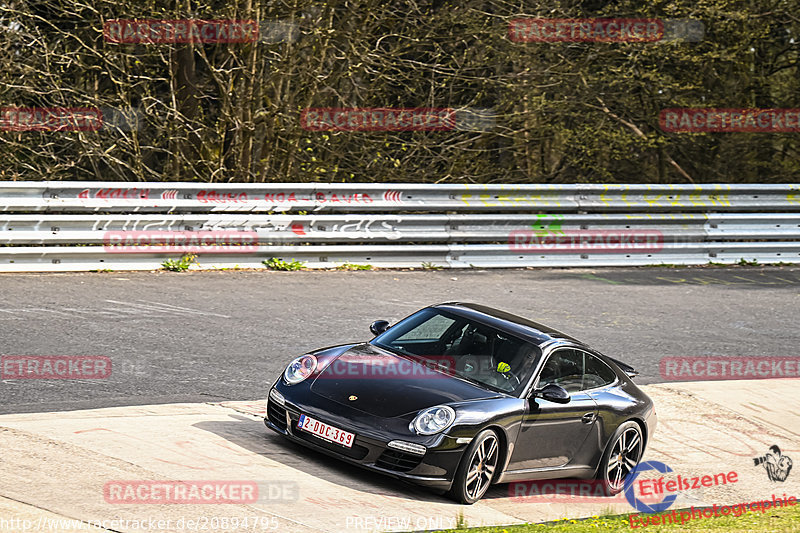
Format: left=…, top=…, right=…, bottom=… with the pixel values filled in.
left=506, top=348, right=599, bottom=472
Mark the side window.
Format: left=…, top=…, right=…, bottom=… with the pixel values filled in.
left=582, top=352, right=618, bottom=390
left=537, top=349, right=584, bottom=393
left=537, top=349, right=617, bottom=394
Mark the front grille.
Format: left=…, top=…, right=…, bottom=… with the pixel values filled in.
left=375, top=449, right=424, bottom=472
left=293, top=427, right=369, bottom=460
left=267, top=400, right=287, bottom=431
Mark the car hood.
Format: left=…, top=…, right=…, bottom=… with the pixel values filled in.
left=309, top=343, right=500, bottom=418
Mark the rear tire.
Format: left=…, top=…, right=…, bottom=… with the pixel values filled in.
left=448, top=429, right=500, bottom=504
left=597, top=421, right=644, bottom=495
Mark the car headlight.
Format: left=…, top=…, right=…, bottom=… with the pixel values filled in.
left=283, top=354, right=317, bottom=385
left=410, top=405, right=456, bottom=435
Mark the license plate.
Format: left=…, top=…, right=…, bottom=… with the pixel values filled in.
left=297, top=414, right=355, bottom=448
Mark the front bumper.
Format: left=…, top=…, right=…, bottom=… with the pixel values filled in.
left=264, top=393, right=468, bottom=490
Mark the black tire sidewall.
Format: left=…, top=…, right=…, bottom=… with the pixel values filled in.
left=449, top=428, right=499, bottom=504
left=597, top=420, right=643, bottom=495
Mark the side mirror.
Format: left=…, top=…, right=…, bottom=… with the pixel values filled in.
left=370, top=320, right=391, bottom=336
left=533, top=383, right=571, bottom=404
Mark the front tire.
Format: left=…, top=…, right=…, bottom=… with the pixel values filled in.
left=597, top=421, right=644, bottom=495
left=448, top=429, right=500, bottom=504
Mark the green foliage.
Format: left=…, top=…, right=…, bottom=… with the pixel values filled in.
left=336, top=263, right=373, bottom=270
left=421, top=261, right=444, bottom=270
left=0, top=1, right=798, bottom=183
left=161, top=253, right=197, bottom=272
left=435, top=500, right=800, bottom=531
left=737, top=258, right=760, bottom=266
left=263, top=257, right=306, bottom=271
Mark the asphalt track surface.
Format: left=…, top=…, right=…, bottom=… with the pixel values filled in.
left=2, top=266, right=799, bottom=414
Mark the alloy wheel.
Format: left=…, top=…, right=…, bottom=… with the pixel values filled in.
left=605, top=426, right=643, bottom=492
left=465, top=433, right=499, bottom=501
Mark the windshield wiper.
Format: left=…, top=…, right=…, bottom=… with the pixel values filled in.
left=372, top=342, right=413, bottom=357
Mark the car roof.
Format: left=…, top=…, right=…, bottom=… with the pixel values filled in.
left=432, top=302, right=586, bottom=348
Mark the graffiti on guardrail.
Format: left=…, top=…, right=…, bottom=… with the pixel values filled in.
left=530, top=214, right=565, bottom=233
left=70, top=188, right=387, bottom=206
left=78, top=187, right=151, bottom=200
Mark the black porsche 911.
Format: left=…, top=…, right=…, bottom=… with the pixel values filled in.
left=265, top=303, right=656, bottom=504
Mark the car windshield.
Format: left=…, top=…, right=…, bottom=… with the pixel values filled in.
left=371, top=308, right=542, bottom=396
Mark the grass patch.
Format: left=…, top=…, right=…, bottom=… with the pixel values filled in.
left=263, top=257, right=306, bottom=271
left=428, top=502, right=800, bottom=532
left=161, top=253, right=197, bottom=272
left=336, top=263, right=373, bottom=270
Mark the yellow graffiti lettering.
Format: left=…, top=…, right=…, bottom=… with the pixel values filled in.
left=644, top=194, right=664, bottom=206
left=687, top=193, right=705, bottom=207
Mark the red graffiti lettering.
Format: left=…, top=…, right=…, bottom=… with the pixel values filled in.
left=91, top=188, right=150, bottom=200
left=198, top=190, right=248, bottom=204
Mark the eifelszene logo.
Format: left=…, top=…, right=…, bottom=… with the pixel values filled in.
left=624, top=460, right=739, bottom=513
left=624, top=461, right=677, bottom=513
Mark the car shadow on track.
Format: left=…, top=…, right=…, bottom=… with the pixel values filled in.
left=192, top=414, right=470, bottom=505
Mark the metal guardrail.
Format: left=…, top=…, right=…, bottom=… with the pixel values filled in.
left=0, top=182, right=798, bottom=271
left=1, top=181, right=798, bottom=212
